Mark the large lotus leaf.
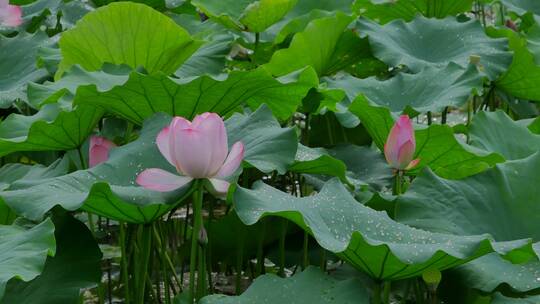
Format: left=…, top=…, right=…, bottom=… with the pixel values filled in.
left=0, top=113, right=181, bottom=223
left=327, top=144, right=393, bottom=191
left=469, top=111, right=540, bottom=160
left=0, top=108, right=296, bottom=222
left=1, top=214, right=101, bottom=304
left=234, top=178, right=530, bottom=281
left=92, top=0, right=165, bottom=10
left=0, top=158, right=69, bottom=225
left=492, top=293, right=540, bottom=304
left=74, top=67, right=317, bottom=123
left=397, top=154, right=540, bottom=243
left=289, top=144, right=348, bottom=183
left=326, top=63, right=482, bottom=113
left=200, top=266, right=369, bottom=303
left=494, top=27, right=540, bottom=101
left=27, top=65, right=129, bottom=108
left=348, top=97, right=504, bottom=179
left=225, top=106, right=297, bottom=174
left=0, top=32, right=50, bottom=108
left=21, top=0, right=92, bottom=30
left=352, top=0, right=473, bottom=24
left=0, top=158, right=69, bottom=192
left=0, top=219, right=55, bottom=300
left=58, top=2, right=202, bottom=76
left=192, top=0, right=297, bottom=32
left=455, top=253, right=540, bottom=293
left=263, top=13, right=373, bottom=76
left=175, top=32, right=233, bottom=78
left=358, top=16, right=511, bottom=80
left=273, top=9, right=333, bottom=44
left=396, top=153, right=540, bottom=292
left=0, top=104, right=103, bottom=157
left=501, top=0, right=540, bottom=23
left=286, top=0, right=352, bottom=16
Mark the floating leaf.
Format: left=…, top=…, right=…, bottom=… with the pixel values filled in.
left=74, top=68, right=316, bottom=123
left=358, top=16, right=511, bottom=79
left=326, top=63, right=482, bottom=113
left=349, top=97, right=504, bottom=179
left=1, top=214, right=101, bottom=304
left=0, top=219, right=55, bottom=300
left=469, top=110, right=540, bottom=160
left=200, top=267, right=369, bottom=303
left=58, top=2, right=202, bottom=76
left=234, top=178, right=529, bottom=281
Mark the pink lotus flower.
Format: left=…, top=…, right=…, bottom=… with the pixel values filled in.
left=136, top=113, right=244, bottom=197
left=89, top=136, right=116, bottom=168
left=384, top=115, right=420, bottom=171
left=0, top=0, right=22, bottom=27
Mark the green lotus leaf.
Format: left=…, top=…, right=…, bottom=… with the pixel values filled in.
left=327, top=144, right=392, bottom=191
left=175, top=33, right=233, bottom=78
left=348, top=96, right=504, bottom=179
left=0, top=103, right=103, bottom=157
left=358, top=16, right=511, bottom=79
left=352, top=0, right=473, bottom=24
left=289, top=144, right=348, bottom=183
left=273, top=9, right=334, bottom=44
left=0, top=219, right=56, bottom=300
left=0, top=32, right=50, bottom=108
left=326, top=63, right=482, bottom=113
left=21, top=0, right=93, bottom=31
left=492, top=292, right=540, bottom=304
left=234, top=178, right=530, bottom=281
left=225, top=105, right=297, bottom=174
left=264, top=12, right=373, bottom=76
left=0, top=113, right=181, bottom=223
left=0, top=158, right=69, bottom=225
left=494, top=27, right=540, bottom=102
left=529, top=116, right=540, bottom=134
left=92, top=0, right=165, bottom=10
left=192, top=0, right=297, bottom=32
left=0, top=107, right=296, bottom=223
left=396, top=153, right=540, bottom=292
left=1, top=214, right=101, bottom=304
left=469, top=110, right=540, bottom=160
left=501, top=0, right=540, bottom=23
left=58, top=2, right=202, bottom=76
left=74, top=67, right=317, bottom=123
left=28, top=65, right=129, bottom=108
left=200, top=266, right=369, bottom=303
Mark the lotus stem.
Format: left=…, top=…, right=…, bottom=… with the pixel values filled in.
left=189, top=180, right=203, bottom=303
